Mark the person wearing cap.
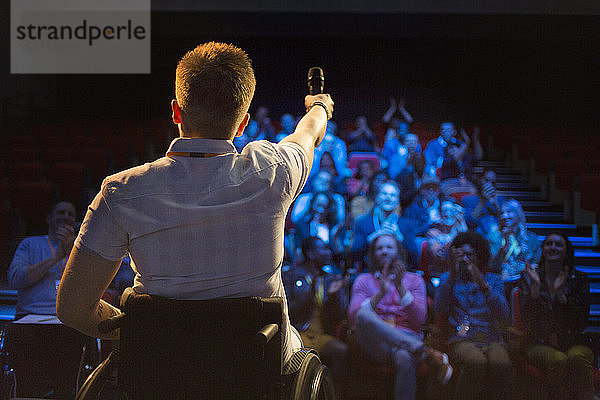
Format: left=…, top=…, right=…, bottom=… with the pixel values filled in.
left=351, top=181, right=419, bottom=267
left=404, top=175, right=446, bottom=235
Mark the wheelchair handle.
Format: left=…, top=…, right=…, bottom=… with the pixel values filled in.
left=254, top=323, right=279, bottom=345
left=98, top=313, right=127, bottom=334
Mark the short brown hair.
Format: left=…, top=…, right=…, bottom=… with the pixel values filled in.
left=175, top=42, right=256, bottom=139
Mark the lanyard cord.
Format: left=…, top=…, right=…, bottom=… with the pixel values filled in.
left=166, top=151, right=223, bottom=158
left=46, top=236, right=67, bottom=275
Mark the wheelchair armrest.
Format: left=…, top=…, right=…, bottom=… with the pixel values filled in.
left=255, top=323, right=279, bottom=345
left=98, top=313, right=127, bottom=334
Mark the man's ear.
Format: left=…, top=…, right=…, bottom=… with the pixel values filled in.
left=171, top=100, right=182, bottom=124
left=235, top=113, right=250, bottom=137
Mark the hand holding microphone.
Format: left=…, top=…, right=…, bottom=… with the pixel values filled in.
left=305, top=66, right=334, bottom=121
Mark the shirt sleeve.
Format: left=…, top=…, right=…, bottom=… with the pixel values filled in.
left=7, top=238, right=34, bottom=290
left=74, top=185, right=129, bottom=261
left=276, top=142, right=310, bottom=200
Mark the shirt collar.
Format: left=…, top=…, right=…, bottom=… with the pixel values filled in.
left=166, top=137, right=237, bottom=156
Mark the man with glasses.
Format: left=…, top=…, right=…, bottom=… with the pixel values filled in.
left=434, top=231, right=512, bottom=400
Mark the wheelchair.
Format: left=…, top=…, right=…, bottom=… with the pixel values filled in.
left=76, top=288, right=336, bottom=400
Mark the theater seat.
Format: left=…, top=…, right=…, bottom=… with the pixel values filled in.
left=76, top=290, right=335, bottom=400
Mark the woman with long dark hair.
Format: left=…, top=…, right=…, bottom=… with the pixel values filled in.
left=519, top=233, right=594, bottom=400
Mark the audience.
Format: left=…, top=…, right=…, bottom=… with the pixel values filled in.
left=395, top=152, right=427, bottom=210
left=434, top=232, right=513, bottom=400
left=424, top=122, right=462, bottom=176
left=283, top=237, right=349, bottom=395
left=461, top=170, right=504, bottom=235
left=7, top=201, right=86, bottom=398
left=403, top=176, right=445, bottom=236
left=275, top=112, right=296, bottom=142
left=348, top=232, right=453, bottom=400
left=489, top=198, right=541, bottom=298
left=349, top=171, right=389, bottom=222
left=5, top=96, right=596, bottom=399
left=292, top=170, right=346, bottom=227
left=347, top=116, right=376, bottom=152
left=351, top=181, right=419, bottom=267
left=348, top=159, right=377, bottom=199
left=519, top=233, right=594, bottom=400
left=294, top=191, right=340, bottom=248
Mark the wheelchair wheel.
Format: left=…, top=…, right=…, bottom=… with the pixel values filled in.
left=284, top=349, right=336, bottom=400
left=75, top=351, right=118, bottom=400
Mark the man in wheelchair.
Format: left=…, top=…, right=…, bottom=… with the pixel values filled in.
left=56, top=42, right=336, bottom=398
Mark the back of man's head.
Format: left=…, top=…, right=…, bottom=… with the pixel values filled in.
left=175, top=42, right=256, bottom=139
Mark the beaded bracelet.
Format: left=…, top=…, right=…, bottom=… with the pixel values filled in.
left=306, top=101, right=331, bottom=120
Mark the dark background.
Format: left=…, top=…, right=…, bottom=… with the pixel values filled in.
left=3, top=6, right=600, bottom=128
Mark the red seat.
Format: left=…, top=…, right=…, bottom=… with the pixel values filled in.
left=101, top=136, right=132, bottom=170
left=579, top=175, right=600, bottom=213
left=9, top=162, right=45, bottom=185
left=533, top=144, right=563, bottom=173
left=48, top=162, right=85, bottom=206
left=39, top=135, right=66, bottom=148
left=348, top=152, right=381, bottom=172
left=565, top=145, right=596, bottom=160
left=75, top=147, right=111, bottom=187
left=554, top=158, right=588, bottom=191
left=3, top=147, right=40, bottom=166
left=11, top=181, right=55, bottom=232
left=1, top=135, right=37, bottom=148
left=39, top=147, right=72, bottom=166
left=0, top=205, right=13, bottom=271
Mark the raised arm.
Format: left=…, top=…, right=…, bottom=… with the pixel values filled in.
left=280, top=94, right=334, bottom=170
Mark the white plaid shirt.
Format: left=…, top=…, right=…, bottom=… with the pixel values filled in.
left=76, top=137, right=309, bottom=363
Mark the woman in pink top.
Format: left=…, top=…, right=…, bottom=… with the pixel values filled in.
left=348, top=231, right=452, bottom=400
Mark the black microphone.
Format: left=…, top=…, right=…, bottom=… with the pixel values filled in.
left=307, top=67, right=324, bottom=95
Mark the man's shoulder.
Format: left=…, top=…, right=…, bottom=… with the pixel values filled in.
left=242, top=140, right=308, bottom=169
left=100, top=159, right=168, bottom=197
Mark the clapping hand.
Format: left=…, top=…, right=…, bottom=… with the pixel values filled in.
left=525, top=263, right=541, bottom=299
left=328, top=275, right=349, bottom=295
left=56, top=223, right=75, bottom=260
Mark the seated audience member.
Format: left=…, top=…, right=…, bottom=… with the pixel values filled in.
left=318, top=151, right=348, bottom=195
left=233, top=119, right=264, bottom=151
left=283, top=237, right=349, bottom=395
left=396, top=152, right=427, bottom=210
left=275, top=113, right=296, bottom=142
left=489, top=199, right=540, bottom=298
left=255, top=105, right=276, bottom=142
left=461, top=170, right=504, bottom=235
left=348, top=232, right=453, bottom=400
left=312, top=121, right=351, bottom=179
left=351, top=181, right=418, bottom=266
left=434, top=232, right=512, bottom=400
left=348, top=159, right=377, bottom=199
left=7, top=201, right=86, bottom=398
left=423, top=122, right=462, bottom=176
left=519, top=233, right=594, bottom=400
left=382, top=97, right=414, bottom=143
left=294, top=191, right=340, bottom=248
left=403, top=176, right=444, bottom=235
left=381, top=97, right=414, bottom=167
left=292, top=170, right=345, bottom=226
left=438, top=127, right=480, bottom=181
left=425, top=201, right=468, bottom=277
left=347, top=116, right=376, bottom=152
left=387, top=134, right=423, bottom=181
left=350, top=171, right=389, bottom=222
